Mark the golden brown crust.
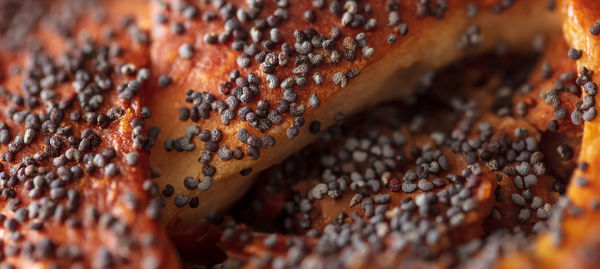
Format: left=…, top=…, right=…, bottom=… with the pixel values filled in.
left=147, top=0, right=562, bottom=235
left=0, top=0, right=179, bottom=268
left=204, top=45, right=576, bottom=268
left=495, top=1, right=600, bottom=268
left=219, top=111, right=499, bottom=268
left=1, top=0, right=591, bottom=268
left=511, top=35, right=582, bottom=181
left=560, top=0, right=600, bottom=211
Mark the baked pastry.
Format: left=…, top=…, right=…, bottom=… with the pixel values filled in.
left=511, top=34, right=582, bottom=181
left=146, top=0, right=561, bottom=234
left=2, top=0, right=597, bottom=268
left=493, top=1, right=600, bottom=268
left=188, top=33, right=581, bottom=267
left=0, top=0, right=178, bottom=267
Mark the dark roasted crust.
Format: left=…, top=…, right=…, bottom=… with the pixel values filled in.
left=147, top=0, right=561, bottom=235
left=0, top=0, right=178, bottom=268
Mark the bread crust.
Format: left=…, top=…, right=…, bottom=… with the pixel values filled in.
left=147, top=0, right=561, bottom=235
left=0, top=0, right=179, bottom=267
left=205, top=42, right=577, bottom=268
left=497, top=1, right=600, bottom=268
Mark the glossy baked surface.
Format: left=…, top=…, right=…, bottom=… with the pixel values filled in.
left=147, top=0, right=561, bottom=236
left=497, top=1, right=600, bottom=268
left=2, top=0, right=598, bottom=268
left=195, top=36, right=582, bottom=267
left=0, top=0, right=178, bottom=267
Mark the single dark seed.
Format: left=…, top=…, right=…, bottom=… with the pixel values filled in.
left=174, top=194, right=189, bottom=208
left=556, top=144, right=574, bottom=161
left=198, top=176, right=213, bottom=191
left=183, top=177, right=199, bottom=190
left=158, top=75, right=172, bottom=88
left=571, top=110, right=583, bottom=125
left=590, top=22, right=600, bottom=35
left=286, top=127, right=299, bottom=140
left=568, top=48, right=582, bottom=60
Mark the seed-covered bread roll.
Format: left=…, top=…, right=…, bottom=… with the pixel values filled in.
left=0, top=0, right=179, bottom=267
left=146, top=0, right=561, bottom=234
left=214, top=43, right=571, bottom=268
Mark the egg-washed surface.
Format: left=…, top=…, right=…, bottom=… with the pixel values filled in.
left=177, top=32, right=586, bottom=267
left=1, top=0, right=596, bottom=268
left=496, top=1, right=600, bottom=268
left=0, top=0, right=179, bottom=268
left=148, top=0, right=561, bottom=235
